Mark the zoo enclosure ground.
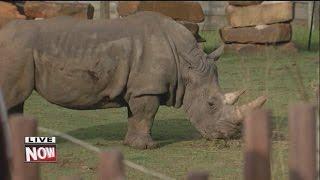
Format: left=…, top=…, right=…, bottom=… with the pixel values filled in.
left=24, top=25, right=319, bottom=180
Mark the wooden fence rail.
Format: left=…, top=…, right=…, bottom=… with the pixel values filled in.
left=0, top=90, right=317, bottom=180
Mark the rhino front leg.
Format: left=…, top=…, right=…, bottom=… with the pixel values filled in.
left=124, top=95, right=159, bottom=149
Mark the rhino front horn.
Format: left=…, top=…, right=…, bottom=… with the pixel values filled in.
left=207, top=45, right=224, bottom=61
left=234, top=95, right=268, bottom=122
left=223, top=89, right=246, bottom=105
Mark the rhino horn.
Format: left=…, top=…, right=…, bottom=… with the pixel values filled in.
left=234, top=95, right=268, bottom=123
left=223, top=89, right=246, bottom=105
left=207, top=45, right=224, bottom=61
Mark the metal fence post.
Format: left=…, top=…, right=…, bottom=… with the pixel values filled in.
left=307, top=1, right=315, bottom=50
left=289, top=103, right=316, bottom=180
left=244, top=109, right=272, bottom=180
left=98, top=150, right=125, bottom=180
left=9, top=115, right=39, bottom=180
left=100, top=1, right=110, bottom=19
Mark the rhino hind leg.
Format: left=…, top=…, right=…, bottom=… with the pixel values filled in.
left=124, top=95, right=160, bottom=149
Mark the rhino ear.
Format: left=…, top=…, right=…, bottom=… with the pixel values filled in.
left=180, top=51, right=197, bottom=68
left=207, top=45, right=224, bottom=61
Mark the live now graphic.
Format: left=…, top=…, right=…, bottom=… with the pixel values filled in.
left=24, top=137, right=57, bottom=163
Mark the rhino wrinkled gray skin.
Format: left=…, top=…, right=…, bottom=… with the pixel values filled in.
left=0, top=12, right=267, bottom=149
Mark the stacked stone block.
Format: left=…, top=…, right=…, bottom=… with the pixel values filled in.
left=0, top=1, right=95, bottom=31
left=0, top=1, right=94, bottom=28
left=23, top=1, right=94, bottom=20
left=0, top=1, right=25, bottom=29
left=220, top=1, right=297, bottom=53
left=117, top=1, right=206, bottom=42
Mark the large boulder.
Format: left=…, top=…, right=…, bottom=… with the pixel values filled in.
left=226, top=2, right=293, bottom=27
left=0, top=1, right=25, bottom=28
left=117, top=1, right=205, bottom=42
left=0, top=1, right=25, bottom=19
left=220, top=23, right=291, bottom=44
left=24, top=1, right=94, bottom=19
left=228, top=1, right=262, bottom=6
left=117, top=1, right=204, bottom=23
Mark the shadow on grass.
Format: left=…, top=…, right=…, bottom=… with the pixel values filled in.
left=271, top=116, right=288, bottom=141
left=61, top=118, right=200, bottom=148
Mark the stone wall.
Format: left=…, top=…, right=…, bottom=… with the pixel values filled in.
left=4, top=1, right=318, bottom=30
left=92, top=1, right=319, bottom=30
left=197, top=1, right=319, bottom=30
left=220, top=1, right=298, bottom=54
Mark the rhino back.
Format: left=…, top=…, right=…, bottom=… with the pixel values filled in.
left=31, top=17, right=138, bottom=108
left=32, top=13, right=180, bottom=109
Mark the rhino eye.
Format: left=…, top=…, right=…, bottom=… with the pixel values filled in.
left=208, top=101, right=217, bottom=111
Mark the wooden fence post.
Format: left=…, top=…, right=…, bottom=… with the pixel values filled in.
left=0, top=91, right=10, bottom=180
left=98, top=150, right=125, bottom=180
left=0, top=116, right=10, bottom=180
left=186, top=171, right=209, bottom=180
left=289, top=103, right=316, bottom=180
left=8, top=115, right=39, bottom=180
left=244, top=109, right=272, bottom=180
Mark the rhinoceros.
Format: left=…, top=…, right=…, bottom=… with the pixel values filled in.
left=0, top=12, right=267, bottom=149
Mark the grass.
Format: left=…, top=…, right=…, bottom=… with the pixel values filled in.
left=23, top=25, right=319, bottom=180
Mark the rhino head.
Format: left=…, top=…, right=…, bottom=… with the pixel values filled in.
left=181, top=45, right=267, bottom=140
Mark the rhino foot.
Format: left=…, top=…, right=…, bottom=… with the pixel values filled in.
left=123, top=132, right=158, bottom=149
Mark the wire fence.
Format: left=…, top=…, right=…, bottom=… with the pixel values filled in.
left=38, top=126, right=175, bottom=180
left=0, top=90, right=318, bottom=180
